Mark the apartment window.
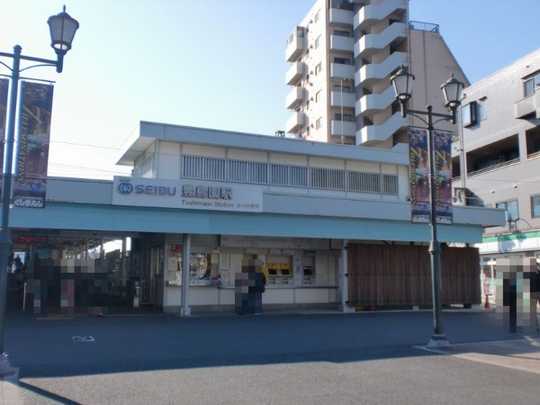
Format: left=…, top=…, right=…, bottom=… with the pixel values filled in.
left=315, top=35, right=321, bottom=49
left=333, top=57, right=351, bottom=65
left=315, top=90, right=322, bottom=102
left=315, top=118, right=322, bottom=129
left=466, top=134, right=520, bottom=175
left=526, top=126, right=540, bottom=158
left=333, top=29, right=351, bottom=37
left=531, top=195, right=540, bottom=218
left=314, top=10, right=320, bottom=23
left=315, top=63, right=322, bottom=75
left=523, top=72, right=540, bottom=98
left=334, top=112, right=354, bottom=122
left=524, top=78, right=535, bottom=98
left=496, top=200, right=519, bottom=222
left=462, top=102, right=478, bottom=127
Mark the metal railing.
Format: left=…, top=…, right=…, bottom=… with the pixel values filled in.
left=409, top=20, right=440, bottom=33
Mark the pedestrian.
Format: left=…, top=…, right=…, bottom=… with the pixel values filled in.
left=532, top=263, right=540, bottom=333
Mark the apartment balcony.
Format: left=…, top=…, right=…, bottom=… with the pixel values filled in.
left=286, top=87, right=306, bottom=110
left=355, top=51, right=407, bottom=86
left=355, top=86, right=395, bottom=116
left=286, top=111, right=306, bottom=134
left=331, top=91, right=356, bottom=108
left=329, top=8, right=354, bottom=26
left=286, top=62, right=306, bottom=86
left=285, top=27, right=307, bottom=62
left=356, top=112, right=407, bottom=145
left=515, top=91, right=540, bottom=119
left=331, top=120, right=356, bottom=137
left=330, top=63, right=354, bottom=80
left=330, top=35, right=354, bottom=52
left=354, top=0, right=408, bottom=31
left=354, top=22, right=407, bottom=59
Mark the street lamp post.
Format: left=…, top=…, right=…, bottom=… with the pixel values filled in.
left=0, top=6, right=79, bottom=376
left=390, top=65, right=464, bottom=348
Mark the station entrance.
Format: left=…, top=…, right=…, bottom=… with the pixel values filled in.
left=8, top=230, right=165, bottom=315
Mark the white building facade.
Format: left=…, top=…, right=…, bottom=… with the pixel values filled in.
left=285, top=0, right=468, bottom=147
left=452, top=49, right=540, bottom=267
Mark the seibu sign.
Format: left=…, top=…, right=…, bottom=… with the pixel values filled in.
left=112, top=177, right=263, bottom=213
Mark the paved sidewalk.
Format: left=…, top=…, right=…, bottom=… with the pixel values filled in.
left=433, top=337, right=540, bottom=375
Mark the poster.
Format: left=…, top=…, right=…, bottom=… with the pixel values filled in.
left=0, top=79, right=8, bottom=197
left=408, top=127, right=453, bottom=224
left=13, top=81, right=54, bottom=209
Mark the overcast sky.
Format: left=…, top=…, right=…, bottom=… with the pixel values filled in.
left=1, top=0, right=538, bottom=179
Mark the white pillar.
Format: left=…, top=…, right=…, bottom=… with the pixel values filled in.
left=339, top=240, right=354, bottom=313
left=181, top=234, right=191, bottom=317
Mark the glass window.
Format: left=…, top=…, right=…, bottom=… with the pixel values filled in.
left=315, top=63, right=322, bottom=75
left=462, top=102, right=478, bottom=127
left=315, top=90, right=322, bottom=102
left=314, top=10, right=320, bottom=23
left=531, top=195, right=540, bottom=218
left=315, top=35, right=321, bottom=49
left=524, top=78, right=535, bottom=98
left=496, top=200, right=519, bottom=221
left=316, top=118, right=322, bottom=129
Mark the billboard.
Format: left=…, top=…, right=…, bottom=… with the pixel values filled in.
left=409, top=127, right=453, bottom=224
left=0, top=79, right=8, bottom=197
left=13, top=81, right=54, bottom=209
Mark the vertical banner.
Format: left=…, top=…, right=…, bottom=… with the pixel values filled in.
left=409, top=127, right=453, bottom=224
left=0, top=79, right=9, bottom=197
left=433, top=129, right=453, bottom=224
left=13, top=81, right=54, bottom=208
left=409, top=127, right=430, bottom=223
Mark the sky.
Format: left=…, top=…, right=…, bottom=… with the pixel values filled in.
left=1, top=0, right=539, bottom=179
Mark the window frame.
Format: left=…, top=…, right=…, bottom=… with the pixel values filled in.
left=462, top=101, right=478, bottom=128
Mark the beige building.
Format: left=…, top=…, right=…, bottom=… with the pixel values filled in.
left=285, top=0, right=468, bottom=147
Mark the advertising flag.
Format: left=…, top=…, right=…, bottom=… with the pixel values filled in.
left=13, top=81, right=54, bottom=209
left=0, top=79, right=8, bottom=197
left=433, top=129, right=453, bottom=224
left=409, top=127, right=453, bottom=224
left=409, top=127, right=431, bottom=223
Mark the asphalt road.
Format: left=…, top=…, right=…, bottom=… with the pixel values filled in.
left=2, top=311, right=539, bottom=404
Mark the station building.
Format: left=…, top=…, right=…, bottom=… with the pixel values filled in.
left=8, top=122, right=504, bottom=316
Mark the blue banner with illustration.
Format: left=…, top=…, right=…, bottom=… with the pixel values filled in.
left=0, top=79, right=8, bottom=197
left=13, top=81, right=54, bottom=209
left=433, top=129, right=453, bottom=224
left=409, top=127, right=453, bottom=224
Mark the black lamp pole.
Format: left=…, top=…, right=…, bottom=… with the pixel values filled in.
left=0, top=6, right=79, bottom=376
left=391, top=66, right=464, bottom=348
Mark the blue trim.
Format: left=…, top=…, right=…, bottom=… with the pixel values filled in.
left=11, top=202, right=482, bottom=243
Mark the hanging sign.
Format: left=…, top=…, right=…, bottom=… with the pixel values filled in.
left=13, top=81, right=54, bottom=208
left=408, top=127, right=453, bottom=224
left=0, top=79, right=8, bottom=197
left=433, top=129, right=453, bottom=224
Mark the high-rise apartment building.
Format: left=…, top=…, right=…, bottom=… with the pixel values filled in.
left=285, top=0, right=468, bottom=147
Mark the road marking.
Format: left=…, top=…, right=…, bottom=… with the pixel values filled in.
left=72, top=336, right=95, bottom=343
